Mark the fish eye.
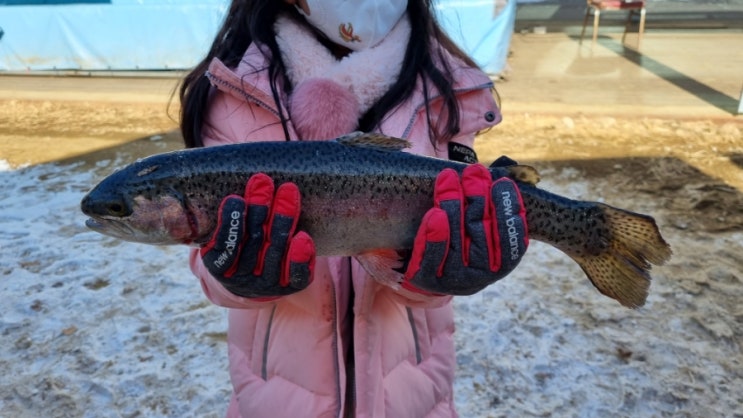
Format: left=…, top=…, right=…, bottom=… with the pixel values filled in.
left=107, top=202, right=127, bottom=217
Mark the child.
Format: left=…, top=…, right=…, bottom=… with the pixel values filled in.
left=178, top=0, right=528, bottom=416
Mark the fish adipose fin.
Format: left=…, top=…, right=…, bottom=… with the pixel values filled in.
left=489, top=156, right=541, bottom=186
left=507, top=166, right=541, bottom=186
left=355, top=249, right=405, bottom=289
left=336, top=132, right=411, bottom=151
left=573, top=204, right=672, bottom=308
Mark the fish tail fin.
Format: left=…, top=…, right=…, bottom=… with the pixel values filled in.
left=571, top=204, right=672, bottom=309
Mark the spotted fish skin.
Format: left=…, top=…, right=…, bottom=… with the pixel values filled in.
left=81, top=133, right=672, bottom=308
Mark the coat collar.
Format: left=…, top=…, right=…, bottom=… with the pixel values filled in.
left=206, top=43, right=288, bottom=119
left=380, top=49, right=499, bottom=140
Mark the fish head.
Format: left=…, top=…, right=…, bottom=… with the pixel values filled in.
left=81, top=158, right=212, bottom=246
left=82, top=191, right=197, bottom=245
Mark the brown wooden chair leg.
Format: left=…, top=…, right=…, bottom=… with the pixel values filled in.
left=622, top=10, right=633, bottom=44
left=580, top=7, right=591, bottom=44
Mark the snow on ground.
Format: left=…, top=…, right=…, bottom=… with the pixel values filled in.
left=0, top=153, right=229, bottom=418
left=1, top=143, right=741, bottom=417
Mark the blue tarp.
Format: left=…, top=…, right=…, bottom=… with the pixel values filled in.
left=437, top=0, right=516, bottom=74
left=0, top=0, right=229, bottom=71
left=0, top=0, right=514, bottom=73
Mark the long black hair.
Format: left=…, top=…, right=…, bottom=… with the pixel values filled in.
left=179, top=0, right=483, bottom=148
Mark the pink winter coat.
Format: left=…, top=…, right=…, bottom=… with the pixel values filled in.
left=190, top=40, right=501, bottom=418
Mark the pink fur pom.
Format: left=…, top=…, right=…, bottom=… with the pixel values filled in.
left=289, top=78, right=360, bottom=140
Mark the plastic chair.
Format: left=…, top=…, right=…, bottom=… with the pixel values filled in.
left=580, top=0, right=647, bottom=48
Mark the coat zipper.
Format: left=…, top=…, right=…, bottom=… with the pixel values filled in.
left=347, top=259, right=356, bottom=417
left=261, top=305, right=277, bottom=380
left=206, top=70, right=283, bottom=119
left=330, top=282, right=343, bottom=418
left=406, top=307, right=422, bottom=364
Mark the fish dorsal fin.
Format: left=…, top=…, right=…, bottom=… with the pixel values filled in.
left=336, top=132, right=411, bottom=151
left=489, top=155, right=541, bottom=185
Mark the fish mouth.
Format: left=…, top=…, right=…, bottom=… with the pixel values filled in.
left=85, top=216, right=135, bottom=238
left=85, top=216, right=178, bottom=245
left=85, top=217, right=103, bottom=231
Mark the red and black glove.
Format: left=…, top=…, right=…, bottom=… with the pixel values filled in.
left=402, top=164, right=528, bottom=296
left=200, top=173, right=315, bottom=299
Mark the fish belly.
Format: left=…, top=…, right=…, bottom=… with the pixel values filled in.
left=295, top=178, right=434, bottom=256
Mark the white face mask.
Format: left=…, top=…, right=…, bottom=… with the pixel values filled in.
left=296, top=0, right=408, bottom=51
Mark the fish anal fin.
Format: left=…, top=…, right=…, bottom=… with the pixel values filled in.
left=336, top=132, right=411, bottom=151
left=355, top=249, right=405, bottom=288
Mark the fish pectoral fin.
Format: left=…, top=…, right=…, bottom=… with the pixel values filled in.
left=336, top=132, right=411, bottom=152
left=355, top=249, right=405, bottom=289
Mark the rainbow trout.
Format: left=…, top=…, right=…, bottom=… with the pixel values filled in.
left=81, top=133, right=672, bottom=308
